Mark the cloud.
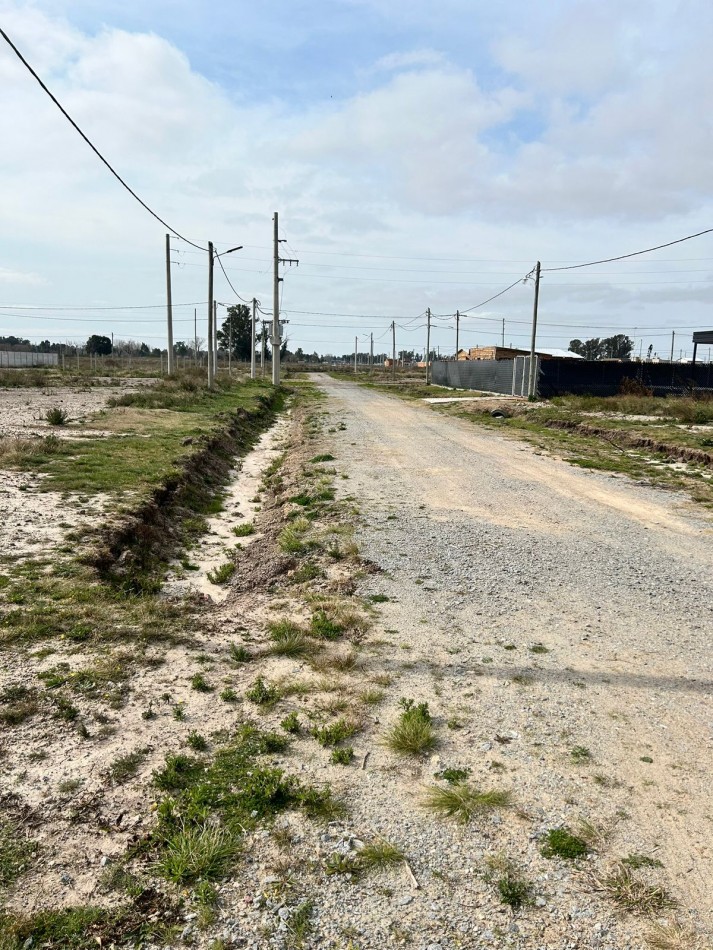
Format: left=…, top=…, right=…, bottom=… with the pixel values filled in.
left=0, top=267, right=46, bottom=286
left=371, top=49, right=446, bottom=72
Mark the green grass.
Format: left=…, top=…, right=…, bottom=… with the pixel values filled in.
left=384, top=699, right=436, bottom=756
left=191, top=673, right=214, bottom=693
left=232, top=522, right=255, bottom=537
left=596, top=864, right=676, bottom=914
left=0, top=821, right=35, bottom=888
left=154, top=821, right=240, bottom=884
left=280, top=712, right=301, bottom=734
left=570, top=745, right=592, bottom=763
left=422, top=783, right=511, bottom=824
left=228, top=643, right=251, bottom=663
left=484, top=855, right=534, bottom=909
left=0, top=904, right=170, bottom=949
left=268, top=620, right=314, bottom=658
left=207, top=562, right=236, bottom=585
left=312, top=717, right=359, bottom=747
left=541, top=827, right=588, bottom=860
left=187, top=731, right=209, bottom=752
left=108, top=748, right=149, bottom=784
left=309, top=611, right=343, bottom=640
left=330, top=746, right=354, bottom=765
left=246, top=676, right=281, bottom=707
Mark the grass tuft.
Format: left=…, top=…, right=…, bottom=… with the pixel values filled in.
left=422, top=783, right=511, bottom=824
left=541, top=827, right=588, bottom=860
left=595, top=864, right=677, bottom=915
left=384, top=699, right=436, bottom=756
left=207, top=562, right=236, bottom=585
left=155, top=821, right=240, bottom=884
left=246, top=676, right=281, bottom=707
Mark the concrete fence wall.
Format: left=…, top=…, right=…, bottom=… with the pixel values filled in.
left=0, top=351, right=59, bottom=368
left=431, top=357, right=537, bottom=395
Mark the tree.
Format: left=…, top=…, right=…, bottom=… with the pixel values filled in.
left=86, top=334, right=112, bottom=355
left=0, top=335, right=30, bottom=346
left=217, top=305, right=252, bottom=360
left=601, top=334, right=634, bottom=360
left=173, top=341, right=190, bottom=357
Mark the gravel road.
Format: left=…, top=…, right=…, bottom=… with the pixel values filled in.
left=308, top=374, right=713, bottom=947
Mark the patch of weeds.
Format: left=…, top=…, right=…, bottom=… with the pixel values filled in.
left=502, top=643, right=517, bottom=651
left=153, top=754, right=205, bottom=792
left=358, top=840, right=405, bottom=870
left=384, top=699, right=436, bottom=756
left=232, top=522, right=255, bottom=537
left=541, top=827, right=588, bottom=860
left=645, top=920, right=699, bottom=949
left=570, top=745, right=592, bottom=763
left=330, top=747, right=354, bottom=765
left=220, top=687, right=238, bottom=702
left=173, top=703, right=186, bottom=721
left=310, top=453, right=335, bottom=463
left=511, top=673, right=534, bottom=686
left=623, top=853, right=664, bottom=870
left=422, top=783, right=511, bottom=824
left=268, top=621, right=313, bottom=658
left=290, top=562, right=323, bottom=584
left=446, top=717, right=463, bottom=730
left=640, top=755, right=654, bottom=764
left=595, top=864, right=676, bottom=914
left=368, top=593, right=390, bottom=603
left=530, top=643, right=550, bottom=654
left=278, top=518, right=312, bottom=555
left=281, top=712, right=301, bottom=734
left=193, top=880, right=218, bottom=907
left=191, top=673, right=214, bottom=693
left=207, top=562, right=236, bottom=585
left=484, top=854, right=534, bottom=910
left=45, top=406, right=69, bottom=426
left=360, top=688, right=385, bottom=706
left=246, top=676, right=281, bottom=707
left=0, top=821, right=36, bottom=887
left=58, top=779, right=83, bottom=794
left=435, top=766, right=472, bottom=785
left=187, top=731, right=208, bottom=752
left=155, top=821, right=240, bottom=885
left=309, top=611, right=343, bottom=640
left=229, top=643, right=251, bottom=664
left=312, top=717, right=359, bottom=747
left=285, top=899, right=314, bottom=949
left=108, top=748, right=149, bottom=785
left=52, top=695, right=79, bottom=722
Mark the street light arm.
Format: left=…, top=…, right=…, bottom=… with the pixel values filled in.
left=215, top=245, right=243, bottom=259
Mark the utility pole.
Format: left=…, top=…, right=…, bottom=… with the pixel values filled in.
left=455, top=310, right=460, bottom=358
left=354, top=337, right=358, bottom=374
left=213, top=300, right=218, bottom=378
left=502, top=318, right=505, bottom=348
left=194, top=309, right=198, bottom=366
left=165, top=234, right=175, bottom=374
left=425, top=308, right=431, bottom=386
left=251, top=298, right=257, bottom=379
left=207, top=241, right=214, bottom=387
left=670, top=331, right=675, bottom=363
left=527, top=261, right=541, bottom=398
left=391, top=321, right=396, bottom=381
left=228, top=311, right=232, bottom=376
left=272, top=212, right=298, bottom=385
left=370, top=332, right=373, bottom=372
left=261, top=321, right=266, bottom=376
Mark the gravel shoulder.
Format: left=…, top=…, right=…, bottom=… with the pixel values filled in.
left=302, top=373, right=713, bottom=947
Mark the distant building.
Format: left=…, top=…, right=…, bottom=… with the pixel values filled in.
left=457, top=345, right=583, bottom=361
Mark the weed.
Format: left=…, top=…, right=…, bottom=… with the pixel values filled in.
left=232, top=522, right=255, bottom=537
left=155, top=820, right=240, bottom=884
left=360, top=688, right=385, bottom=706
left=570, top=745, right=592, bottom=763
left=187, top=731, right=208, bottom=752
left=484, top=855, right=534, bottom=909
left=310, top=453, right=335, bottom=463
left=246, top=676, right=281, bottom=707
left=58, top=779, right=83, bottom=794
left=358, top=840, right=405, bottom=870
left=191, top=673, right=213, bottom=693
left=541, top=828, right=588, bottom=860
left=229, top=643, right=251, bottom=663
left=640, top=756, right=654, bottom=763
left=623, top=853, right=664, bottom=870
left=52, top=695, right=79, bottom=722
left=330, top=747, right=354, bottom=765
left=281, top=712, right=301, bottom=734
left=312, top=718, right=359, bottom=747
left=173, top=703, right=186, bottom=721
left=108, top=748, right=149, bottom=784
left=194, top=880, right=219, bottom=906
left=312, top=649, right=359, bottom=672
left=153, top=754, right=205, bottom=792
left=511, top=674, right=534, bottom=685
left=595, top=864, right=676, bottom=914
left=446, top=717, right=463, bottom=730
left=141, top=702, right=157, bottom=721
left=0, top=821, right=35, bottom=887
left=268, top=621, right=314, bottom=658
left=279, top=518, right=312, bottom=554
left=645, top=920, right=699, bottom=949
left=45, top=406, right=69, bottom=426
left=435, top=766, right=472, bottom=785
left=530, top=643, right=550, bottom=654
left=309, top=611, right=343, bottom=640
left=368, top=593, right=390, bottom=603
left=207, top=562, right=236, bottom=585
left=384, top=699, right=436, bottom=756
left=220, top=687, right=238, bottom=702
left=290, top=562, right=323, bottom=584
left=422, top=783, right=511, bottom=824
left=285, top=899, right=314, bottom=949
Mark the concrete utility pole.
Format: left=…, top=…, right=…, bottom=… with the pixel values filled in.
left=207, top=241, right=214, bottom=387
left=165, top=234, right=175, bottom=374
left=261, top=321, right=266, bottom=375
left=670, top=331, right=675, bottom=363
left=354, top=336, right=358, bottom=374
left=251, top=298, right=257, bottom=379
left=527, top=261, right=541, bottom=398
left=425, top=308, right=431, bottom=386
left=194, top=309, right=198, bottom=367
left=455, top=310, right=460, bottom=358
left=213, top=301, right=218, bottom=377
left=502, top=318, right=505, bottom=348
left=370, top=332, right=373, bottom=371
left=391, top=321, right=396, bottom=381
left=272, top=212, right=298, bottom=385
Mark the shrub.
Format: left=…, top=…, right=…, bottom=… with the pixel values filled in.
left=45, top=407, right=69, bottom=426
left=422, top=784, right=511, bottom=824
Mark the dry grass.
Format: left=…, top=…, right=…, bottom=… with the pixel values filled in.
left=645, top=921, right=705, bottom=950
left=422, top=783, right=511, bottom=824
left=594, top=864, right=677, bottom=915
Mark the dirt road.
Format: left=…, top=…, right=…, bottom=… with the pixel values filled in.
left=315, top=374, right=713, bottom=942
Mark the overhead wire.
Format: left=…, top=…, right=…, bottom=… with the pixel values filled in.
left=0, top=26, right=207, bottom=252
left=543, top=227, right=713, bottom=272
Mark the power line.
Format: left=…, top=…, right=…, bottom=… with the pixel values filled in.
left=459, top=272, right=534, bottom=314
left=0, top=26, right=206, bottom=252
left=543, top=227, right=713, bottom=272
left=215, top=254, right=252, bottom=304
left=0, top=302, right=203, bottom=312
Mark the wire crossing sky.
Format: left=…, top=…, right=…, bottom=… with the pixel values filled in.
left=1, top=0, right=713, bottom=358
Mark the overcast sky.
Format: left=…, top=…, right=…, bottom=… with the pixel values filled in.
left=1, top=0, right=712, bottom=358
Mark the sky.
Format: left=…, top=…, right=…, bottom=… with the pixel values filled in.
left=1, top=0, right=713, bottom=359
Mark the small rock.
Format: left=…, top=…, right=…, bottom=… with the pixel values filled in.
left=398, top=895, right=413, bottom=906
